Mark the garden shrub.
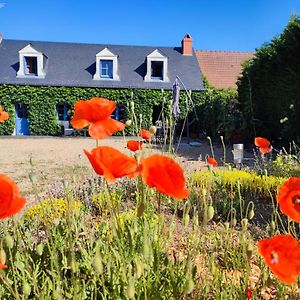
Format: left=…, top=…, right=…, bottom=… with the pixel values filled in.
left=24, top=198, right=83, bottom=225
left=190, top=169, right=286, bottom=220
left=238, top=15, right=300, bottom=142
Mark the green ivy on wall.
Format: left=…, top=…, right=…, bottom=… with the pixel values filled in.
left=0, top=84, right=238, bottom=140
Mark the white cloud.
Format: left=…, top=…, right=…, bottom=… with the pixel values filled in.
left=0, top=3, right=6, bottom=8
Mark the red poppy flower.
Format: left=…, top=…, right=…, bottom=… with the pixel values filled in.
left=140, top=129, right=153, bottom=141
left=141, top=154, right=189, bottom=199
left=207, top=157, right=218, bottom=167
left=0, top=174, right=26, bottom=219
left=247, top=288, right=252, bottom=300
left=277, top=177, right=300, bottom=223
left=0, top=262, right=8, bottom=270
left=84, top=146, right=139, bottom=183
left=127, top=140, right=143, bottom=152
left=71, top=97, right=125, bottom=139
left=0, top=106, right=9, bottom=123
left=258, top=234, right=300, bottom=284
left=254, top=137, right=270, bottom=148
left=259, top=147, right=272, bottom=154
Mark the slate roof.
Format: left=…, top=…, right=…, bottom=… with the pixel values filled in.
left=196, top=50, right=254, bottom=89
left=0, top=39, right=204, bottom=91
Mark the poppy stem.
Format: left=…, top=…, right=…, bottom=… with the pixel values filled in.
left=157, top=192, right=161, bottom=214
left=96, top=139, right=99, bottom=147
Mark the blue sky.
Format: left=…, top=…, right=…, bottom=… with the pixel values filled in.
left=0, top=0, right=300, bottom=51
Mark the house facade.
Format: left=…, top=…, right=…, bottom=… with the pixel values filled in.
left=0, top=33, right=204, bottom=136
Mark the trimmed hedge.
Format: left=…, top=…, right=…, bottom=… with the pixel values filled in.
left=237, top=15, right=300, bottom=142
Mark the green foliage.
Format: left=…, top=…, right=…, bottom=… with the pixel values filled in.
left=272, top=153, right=300, bottom=177
left=238, top=15, right=300, bottom=142
left=192, top=169, right=285, bottom=201
left=0, top=83, right=239, bottom=139
left=190, top=169, right=286, bottom=220
left=24, top=198, right=83, bottom=225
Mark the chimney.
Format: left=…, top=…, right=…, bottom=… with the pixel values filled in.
left=181, top=33, right=193, bottom=56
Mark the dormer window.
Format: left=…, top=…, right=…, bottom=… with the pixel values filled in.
left=144, top=49, right=169, bottom=82
left=17, top=44, right=46, bottom=78
left=94, top=48, right=119, bottom=81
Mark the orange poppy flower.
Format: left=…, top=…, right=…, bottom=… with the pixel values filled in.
left=71, top=97, right=125, bottom=139
left=84, top=146, right=139, bottom=183
left=277, top=177, right=300, bottom=223
left=0, top=106, right=9, bottom=123
left=140, top=129, right=153, bottom=141
left=207, top=157, right=218, bottom=167
left=141, top=154, right=189, bottom=199
left=254, top=137, right=270, bottom=148
left=258, top=234, right=300, bottom=284
left=0, top=262, right=8, bottom=270
left=259, top=147, right=272, bottom=154
left=127, top=140, right=143, bottom=152
left=0, top=173, right=26, bottom=219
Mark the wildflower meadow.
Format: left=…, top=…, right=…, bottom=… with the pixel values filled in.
left=1, top=98, right=300, bottom=300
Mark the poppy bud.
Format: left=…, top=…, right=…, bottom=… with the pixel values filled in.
left=271, top=220, right=276, bottom=231
left=23, top=282, right=31, bottom=296
left=63, top=180, right=69, bottom=189
left=248, top=209, right=255, bottom=220
left=36, top=243, right=44, bottom=256
left=231, top=218, right=237, bottom=228
left=224, top=222, right=230, bottom=230
left=93, top=254, right=103, bottom=275
left=246, top=244, right=253, bottom=260
left=125, top=120, right=132, bottom=126
left=135, top=259, right=143, bottom=279
left=126, top=280, right=135, bottom=299
left=5, top=234, right=14, bottom=249
left=29, top=172, right=37, bottom=184
left=29, top=156, right=36, bottom=167
left=184, top=277, right=194, bottom=295
left=70, top=258, right=77, bottom=273
left=183, top=213, right=190, bottom=227
left=0, top=249, right=6, bottom=264
left=130, top=101, right=135, bottom=110
left=241, top=218, right=248, bottom=230
left=149, top=125, right=157, bottom=134
left=207, top=206, right=215, bottom=222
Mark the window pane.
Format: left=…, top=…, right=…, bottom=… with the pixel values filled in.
left=151, top=61, right=163, bottom=79
left=24, top=57, right=37, bottom=75
left=100, top=60, right=113, bottom=78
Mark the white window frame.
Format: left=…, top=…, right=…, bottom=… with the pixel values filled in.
left=93, top=48, right=120, bottom=81
left=17, top=44, right=46, bottom=78
left=144, top=49, right=169, bottom=82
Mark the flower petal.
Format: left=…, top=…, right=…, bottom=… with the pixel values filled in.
left=0, top=174, right=26, bottom=219
left=70, top=100, right=92, bottom=129
left=259, top=147, right=272, bottom=154
left=207, top=157, right=218, bottom=167
left=0, top=111, right=9, bottom=123
left=84, top=146, right=139, bottom=182
left=89, top=119, right=125, bottom=139
left=140, top=129, right=153, bottom=141
left=89, top=97, right=116, bottom=120
left=255, top=137, right=270, bottom=148
left=258, top=234, right=300, bottom=284
left=141, top=154, right=189, bottom=199
left=127, top=140, right=143, bottom=152
left=277, top=177, right=300, bottom=223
